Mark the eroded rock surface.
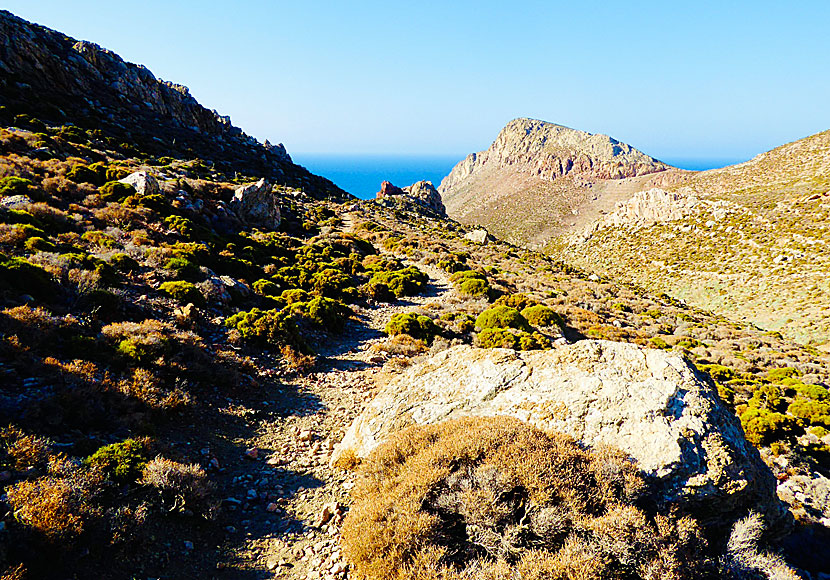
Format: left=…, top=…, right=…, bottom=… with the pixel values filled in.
left=230, top=178, right=281, bottom=230
left=334, top=341, right=787, bottom=530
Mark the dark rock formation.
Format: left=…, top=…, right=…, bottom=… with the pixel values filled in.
left=376, top=180, right=446, bottom=217
left=0, top=10, right=347, bottom=200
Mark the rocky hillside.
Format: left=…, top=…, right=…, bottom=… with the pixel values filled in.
left=558, top=129, right=830, bottom=349
left=0, top=10, right=345, bottom=199
left=439, top=118, right=678, bottom=245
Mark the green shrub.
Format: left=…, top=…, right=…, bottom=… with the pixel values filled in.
left=291, top=297, right=352, bottom=332
left=385, top=312, right=440, bottom=343
left=697, top=364, right=736, bottom=383
left=0, top=176, right=33, bottom=197
left=494, top=293, right=538, bottom=311
left=459, top=278, right=489, bottom=298
left=793, top=383, right=830, bottom=401
left=105, top=166, right=131, bottom=181
left=100, top=181, right=136, bottom=202
left=312, top=267, right=352, bottom=297
left=164, top=215, right=193, bottom=237
left=437, top=258, right=468, bottom=274
left=66, top=165, right=98, bottom=185
left=225, top=308, right=306, bottom=351
left=24, top=236, right=55, bottom=252
left=253, top=278, right=280, bottom=297
left=0, top=256, right=55, bottom=299
left=86, top=439, right=149, bottom=483
left=109, top=253, right=139, bottom=273
left=81, top=230, right=116, bottom=248
left=118, top=337, right=170, bottom=365
left=362, top=281, right=395, bottom=303
left=787, top=398, right=830, bottom=428
left=476, top=327, right=550, bottom=350
left=159, top=281, right=203, bottom=305
left=76, top=289, right=122, bottom=319
left=767, top=367, right=801, bottom=382
left=475, top=306, right=531, bottom=332
left=649, top=337, right=670, bottom=350
left=281, top=288, right=310, bottom=304
left=739, top=405, right=795, bottom=446
left=164, top=256, right=201, bottom=280
left=520, top=304, right=563, bottom=328
left=369, top=266, right=428, bottom=298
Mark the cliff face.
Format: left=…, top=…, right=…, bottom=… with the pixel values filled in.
left=0, top=10, right=345, bottom=199
left=438, top=118, right=677, bottom=245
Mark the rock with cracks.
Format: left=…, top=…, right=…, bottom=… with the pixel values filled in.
left=230, top=178, right=281, bottom=230
left=333, top=341, right=788, bottom=532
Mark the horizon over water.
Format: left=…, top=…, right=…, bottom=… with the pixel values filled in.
left=293, top=153, right=747, bottom=200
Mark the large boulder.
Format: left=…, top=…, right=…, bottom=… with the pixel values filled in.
left=119, top=170, right=160, bottom=196
left=333, top=341, right=787, bottom=532
left=230, top=178, right=281, bottom=230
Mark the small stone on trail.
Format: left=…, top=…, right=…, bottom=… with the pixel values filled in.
left=244, top=447, right=259, bottom=460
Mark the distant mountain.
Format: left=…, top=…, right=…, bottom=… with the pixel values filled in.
left=0, top=10, right=346, bottom=199
left=558, top=129, right=830, bottom=348
left=439, top=118, right=680, bottom=245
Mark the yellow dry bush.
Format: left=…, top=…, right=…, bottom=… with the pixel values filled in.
left=341, top=416, right=715, bottom=580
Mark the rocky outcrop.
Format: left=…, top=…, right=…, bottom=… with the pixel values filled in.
left=230, top=178, right=281, bottom=230
left=333, top=342, right=787, bottom=531
left=375, top=180, right=446, bottom=216
left=119, top=171, right=160, bottom=197
left=0, top=10, right=346, bottom=200
left=440, top=118, right=670, bottom=194
left=464, top=228, right=490, bottom=244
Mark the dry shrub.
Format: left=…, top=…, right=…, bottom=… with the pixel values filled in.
left=140, top=457, right=215, bottom=515
left=342, top=416, right=717, bottom=580
left=0, top=564, right=26, bottom=580
left=6, top=458, right=104, bottom=545
left=280, top=345, right=317, bottom=373
left=0, top=427, right=52, bottom=470
left=117, top=368, right=191, bottom=410
left=372, top=333, right=428, bottom=356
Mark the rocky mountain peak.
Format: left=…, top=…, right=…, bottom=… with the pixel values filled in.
left=441, top=118, right=670, bottom=193
left=376, top=179, right=446, bottom=216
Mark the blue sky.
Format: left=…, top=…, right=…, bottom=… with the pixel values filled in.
left=5, top=1, right=830, bottom=161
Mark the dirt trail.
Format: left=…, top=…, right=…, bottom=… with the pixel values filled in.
left=221, top=237, right=453, bottom=579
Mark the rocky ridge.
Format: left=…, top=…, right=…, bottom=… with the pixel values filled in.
left=0, top=10, right=345, bottom=199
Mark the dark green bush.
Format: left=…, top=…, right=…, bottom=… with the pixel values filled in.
left=476, top=327, right=550, bottom=350
left=0, top=256, right=55, bottom=299
left=85, top=439, right=149, bottom=483
left=109, top=253, right=139, bottom=273
left=66, top=165, right=98, bottom=185
left=23, top=236, right=55, bottom=252
left=225, top=308, right=306, bottom=351
left=521, top=304, right=564, bottom=328
left=100, top=181, right=136, bottom=203
left=787, top=398, right=830, bottom=428
left=475, top=306, right=531, bottom=332
left=76, top=289, right=122, bottom=319
left=81, top=230, right=116, bottom=248
left=0, top=176, right=33, bottom=197
left=451, top=269, right=491, bottom=298
left=281, top=288, right=310, bottom=304
left=291, top=296, right=352, bottom=332
left=362, top=281, right=395, bottom=303
left=164, top=256, right=201, bottom=281
left=253, top=278, right=280, bottom=297
left=312, top=267, right=352, bottom=297
left=369, top=266, right=428, bottom=298
left=739, top=405, right=796, bottom=446
left=159, top=281, right=203, bottom=305
left=385, top=312, right=440, bottom=343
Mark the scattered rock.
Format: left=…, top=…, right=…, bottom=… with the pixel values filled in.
left=244, top=448, right=259, bottom=460
left=0, top=194, right=32, bottom=209
left=119, top=170, right=160, bottom=196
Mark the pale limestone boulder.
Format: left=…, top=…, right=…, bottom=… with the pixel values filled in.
left=333, top=341, right=786, bottom=530
left=464, top=228, right=489, bottom=244
left=119, top=170, right=160, bottom=196
left=230, top=178, right=281, bottom=230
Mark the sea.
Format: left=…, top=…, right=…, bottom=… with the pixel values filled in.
left=291, top=154, right=746, bottom=200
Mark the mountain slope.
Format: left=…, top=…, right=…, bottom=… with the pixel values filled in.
left=439, top=118, right=680, bottom=245
left=0, top=10, right=345, bottom=199
left=557, top=129, right=830, bottom=348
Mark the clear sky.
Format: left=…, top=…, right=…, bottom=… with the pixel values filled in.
left=4, top=1, right=830, bottom=161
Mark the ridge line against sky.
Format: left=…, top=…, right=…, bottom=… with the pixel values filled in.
left=5, top=0, right=830, bottom=160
